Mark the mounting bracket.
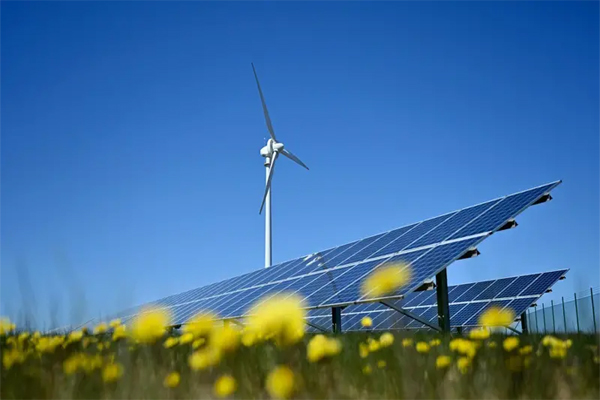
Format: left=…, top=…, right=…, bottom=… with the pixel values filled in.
left=380, top=300, right=442, bottom=332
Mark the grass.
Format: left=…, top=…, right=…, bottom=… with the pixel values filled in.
left=1, top=329, right=599, bottom=399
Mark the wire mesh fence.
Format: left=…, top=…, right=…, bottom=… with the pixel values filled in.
left=526, top=287, right=600, bottom=334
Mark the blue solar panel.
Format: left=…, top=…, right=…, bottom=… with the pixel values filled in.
left=105, top=181, right=561, bottom=326
left=317, top=269, right=568, bottom=332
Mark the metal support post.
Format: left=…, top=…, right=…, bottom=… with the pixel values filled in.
left=574, top=293, right=580, bottom=333
left=591, top=287, right=597, bottom=334
left=551, top=300, right=556, bottom=334
left=562, top=297, right=567, bottom=333
left=542, top=303, right=547, bottom=333
left=521, top=312, right=529, bottom=334
left=435, top=269, right=451, bottom=333
left=332, top=307, right=342, bottom=334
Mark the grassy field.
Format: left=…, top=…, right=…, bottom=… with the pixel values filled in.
left=1, top=325, right=599, bottom=399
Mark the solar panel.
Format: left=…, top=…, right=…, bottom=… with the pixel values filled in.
left=106, top=181, right=561, bottom=326
left=309, top=269, right=568, bottom=332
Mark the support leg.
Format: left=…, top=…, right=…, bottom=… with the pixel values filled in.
left=332, top=307, right=342, bottom=334
left=521, top=312, right=528, bottom=334
left=436, top=269, right=451, bottom=333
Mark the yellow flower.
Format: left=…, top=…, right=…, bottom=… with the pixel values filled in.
left=377, top=360, right=386, bottom=368
left=18, top=332, right=29, bottom=342
left=183, top=311, right=217, bottom=338
left=519, top=345, right=533, bottom=355
left=164, top=337, right=179, bottom=349
left=436, top=355, right=452, bottom=369
left=360, top=262, right=412, bottom=299
left=2, top=348, right=25, bottom=370
left=188, top=346, right=221, bottom=370
left=368, top=338, right=380, bottom=352
left=457, top=356, right=471, bottom=374
left=549, top=345, right=567, bottom=359
left=179, top=332, right=194, bottom=345
left=68, top=330, right=84, bottom=342
left=210, top=324, right=240, bottom=353
left=109, top=319, right=121, bottom=328
left=32, top=331, right=41, bottom=340
left=479, top=306, right=515, bottom=328
left=359, top=342, right=369, bottom=358
left=130, top=307, right=172, bottom=344
left=449, top=339, right=477, bottom=358
left=307, top=334, right=342, bottom=363
left=164, top=372, right=180, bottom=388
left=542, top=335, right=560, bottom=347
left=63, top=353, right=83, bottom=375
left=266, top=366, right=295, bottom=399
left=94, top=323, right=108, bottom=335
left=416, top=341, right=430, bottom=353
left=112, top=325, right=127, bottom=341
left=379, top=332, right=394, bottom=347
left=503, top=337, right=520, bottom=352
left=0, top=317, right=16, bottom=335
left=193, top=337, right=206, bottom=349
left=102, top=362, right=123, bottom=383
left=214, top=374, right=237, bottom=398
left=429, top=338, right=441, bottom=347
left=564, top=339, right=572, bottom=348
left=247, top=293, right=306, bottom=346
left=401, top=338, right=413, bottom=348
left=241, top=328, right=258, bottom=347
left=487, top=341, right=497, bottom=348
left=468, top=328, right=490, bottom=340
left=361, top=317, right=373, bottom=328
left=362, top=364, right=372, bottom=375
left=81, top=354, right=103, bottom=373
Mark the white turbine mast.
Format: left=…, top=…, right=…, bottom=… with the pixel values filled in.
left=251, top=63, right=309, bottom=268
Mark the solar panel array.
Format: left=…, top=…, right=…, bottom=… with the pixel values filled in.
left=107, top=180, right=561, bottom=327
left=305, top=269, right=568, bottom=332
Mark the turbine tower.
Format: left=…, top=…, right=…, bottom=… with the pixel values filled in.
left=252, top=63, right=309, bottom=268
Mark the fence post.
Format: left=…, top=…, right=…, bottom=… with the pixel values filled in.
left=562, top=297, right=567, bottom=333
left=542, top=303, right=547, bottom=333
left=574, top=292, right=580, bottom=333
left=591, top=287, right=597, bottom=334
left=535, top=306, right=539, bottom=332
left=551, top=300, right=556, bottom=334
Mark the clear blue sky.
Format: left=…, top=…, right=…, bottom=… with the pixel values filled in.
left=2, top=1, right=598, bottom=329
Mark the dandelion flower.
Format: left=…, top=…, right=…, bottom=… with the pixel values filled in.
left=183, top=311, right=217, bottom=338
left=360, top=262, right=412, bottom=299
left=94, top=323, right=108, bottom=335
left=2, top=348, right=25, bottom=370
left=109, top=319, right=121, bottom=328
left=69, top=330, right=84, bottom=342
left=130, top=307, right=171, bottom=344
left=416, top=341, right=430, bottom=353
left=188, top=346, right=221, bottom=370
left=164, top=337, right=179, bottom=349
left=549, top=345, right=567, bottom=359
left=164, top=372, right=180, bottom=388
left=63, top=354, right=82, bottom=375
left=112, top=325, right=127, bottom=341
left=468, top=328, right=490, bottom=340
left=214, top=374, right=237, bottom=398
left=210, top=324, right=240, bottom=353
left=379, top=332, right=394, bottom=347
left=479, top=306, right=515, bottom=328
left=429, top=338, right=441, bottom=347
left=450, top=338, right=477, bottom=358
left=377, top=360, right=386, bottom=368
left=436, top=355, right=451, bottom=369
left=361, top=317, right=373, bottom=328
left=503, top=337, right=519, bottom=352
left=362, top=364, right=372, bottom=375
left=193, top=337, right=206, bottom=349
left=519, top=345, right=533, bottom=355
left=247, top=293, right=306, bottom=346
left=457, top=356, right=471, bottom=374
left=102, top=362, right=123, bottom=383
left=179, top=332, right=194, bottom=345
left=368, top=338, right=380, bottom=352
left=401, top=338, right=413, bottom=348
left=359, top=343, right=369, bottom=358
left=307, top=334, right=341, bottom=363
left=0, top=317, right=16, bottom=335
left=487, top=341, right=497, bottom=349
left=266, top=366, right=295, bottom=399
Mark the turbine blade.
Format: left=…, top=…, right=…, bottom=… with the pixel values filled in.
left=251, top=63, right=277, bottom=141
left=281, top=148, right=309, bottom=170
left=259, top=152, right=278, bottom=214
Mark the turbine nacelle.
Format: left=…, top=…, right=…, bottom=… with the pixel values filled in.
left=260, top=139, right=285, bottom=159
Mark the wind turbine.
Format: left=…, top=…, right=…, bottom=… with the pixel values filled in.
left=251, top=63, right=309, bottom=268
